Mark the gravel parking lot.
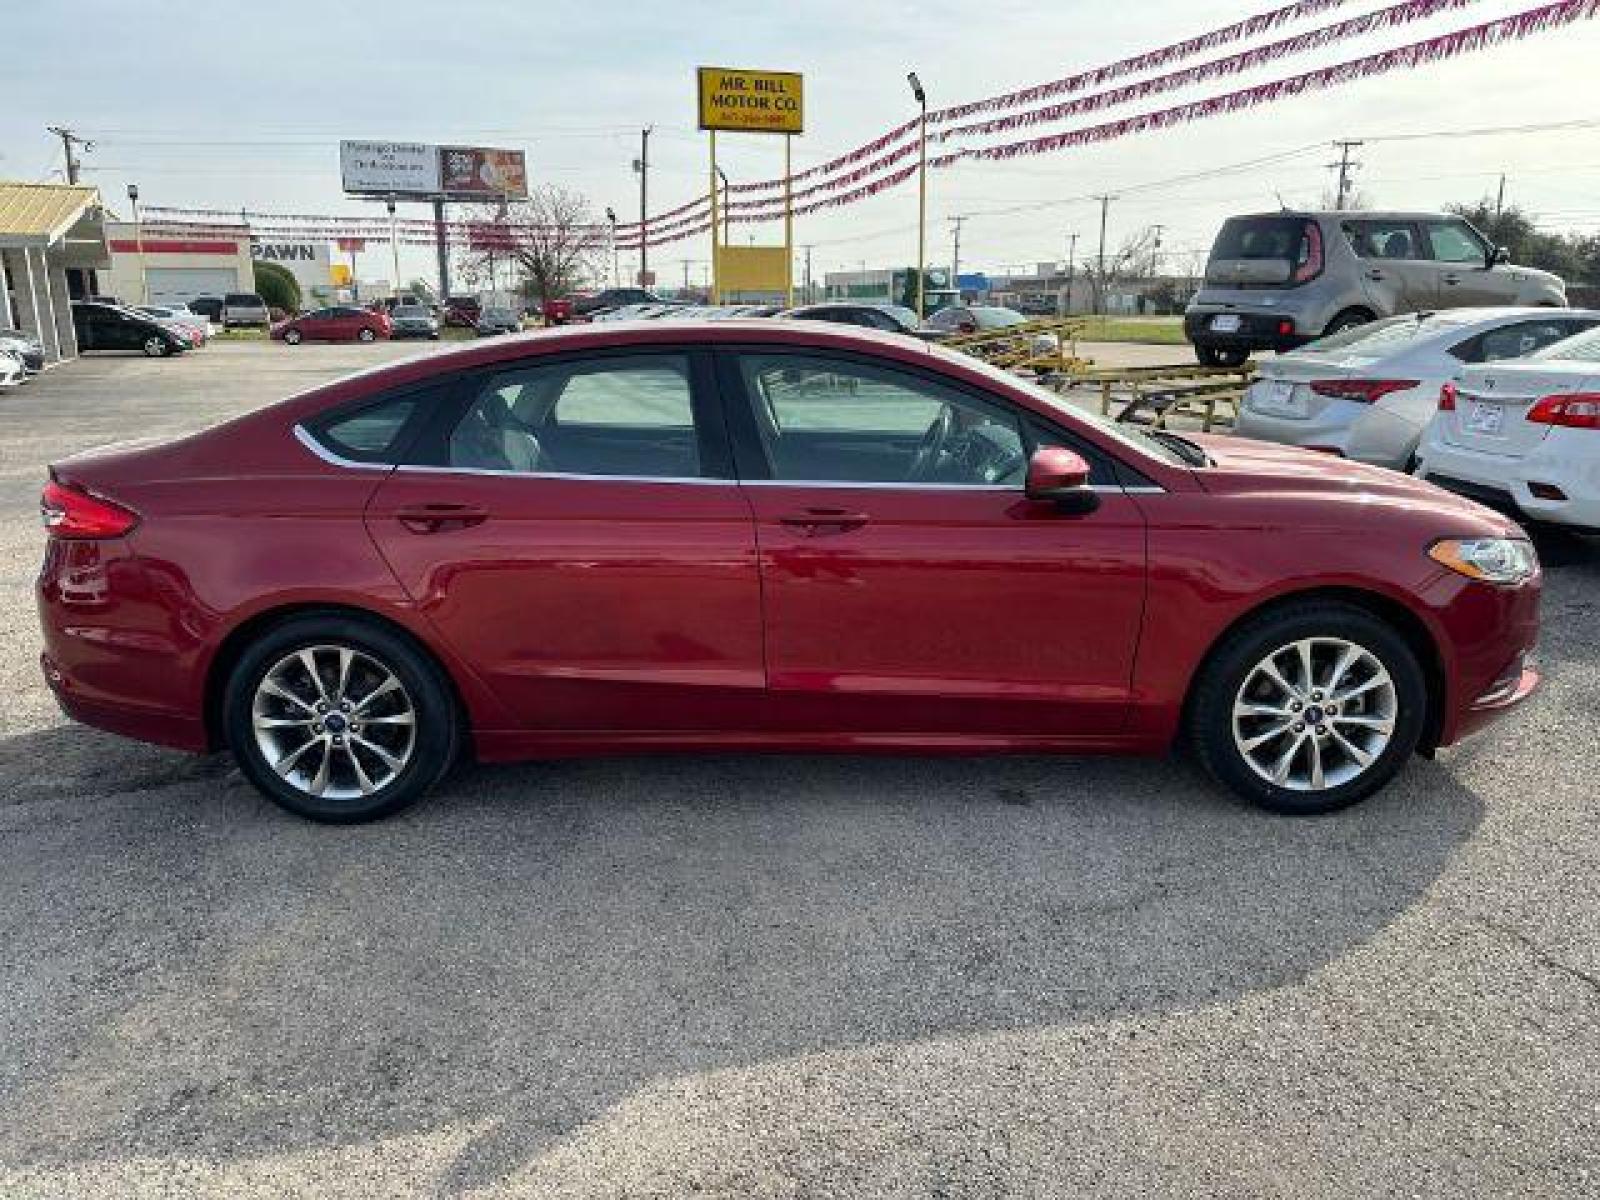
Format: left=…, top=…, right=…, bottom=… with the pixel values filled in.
left=1, top=341, right=1596, bottom=1198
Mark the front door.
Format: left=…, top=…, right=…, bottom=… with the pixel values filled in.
left=720, top=349, right=1148, bottom=738
left=1424, top=218, right=1503, bottom=306
left=363, top=348, right=766, bottom=735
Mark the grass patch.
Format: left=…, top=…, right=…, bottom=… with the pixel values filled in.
left=1072, top=316, right=1186, bottom=345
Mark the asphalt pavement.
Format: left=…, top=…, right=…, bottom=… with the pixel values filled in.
left=0, top=340, right=1594, bottom=1198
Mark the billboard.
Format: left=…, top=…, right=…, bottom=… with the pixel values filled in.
left=440, top=146, right=529, bottom=199
left=339, top=141, right=441, bottom=196
left=697, top=67, right=804, bottom=134
left=252, top=240, right=333, bottom=294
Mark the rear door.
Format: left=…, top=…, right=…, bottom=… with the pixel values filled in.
left=363, top=347, right=766, bottom=735
left=720, top=347, right=1148, bottom=738
left=1348, top=219, right=1437, bottom=312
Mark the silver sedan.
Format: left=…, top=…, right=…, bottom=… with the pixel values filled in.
left=1236, top=307, right=1600, bottom=469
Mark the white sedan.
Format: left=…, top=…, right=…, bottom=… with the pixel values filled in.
left=0, top=348, right=26, bottom=388
left=1236, top=308, right=1600, bottom=470
left=1416, top=323, right=1600, bottom=531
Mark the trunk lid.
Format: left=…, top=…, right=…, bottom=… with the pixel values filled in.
left=1439, top=363, right=1600, bottom=458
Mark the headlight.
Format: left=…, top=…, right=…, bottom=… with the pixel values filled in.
left=1428, top=537, right=1538, bottom=585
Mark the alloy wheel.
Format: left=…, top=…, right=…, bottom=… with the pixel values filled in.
left=250, top=644, right=417, bottom=800
left=1231, top=636, right=1397, bottom=792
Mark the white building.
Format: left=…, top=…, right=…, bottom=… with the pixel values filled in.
left=0, top=182, right=110, bottom=365
left=105, top=220, right=254, bottom=305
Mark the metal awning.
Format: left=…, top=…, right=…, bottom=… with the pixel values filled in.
left=0, top=182, right=102, bottom=249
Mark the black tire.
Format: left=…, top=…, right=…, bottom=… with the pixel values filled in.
left=1195, top=343, right=1249, bottom=368
left=1323, top=308, right=1375, bottom=336
left=142, top=336, right=169, bottom=358
left=1187, top=601, right=1428, bottom=815
left=222, top=615, right=461, bottom=823
left=284, top=329, right=302, bottom=345
left=358, top=327, right=377, bottom=343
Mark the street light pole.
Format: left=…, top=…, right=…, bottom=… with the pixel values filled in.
left=605, top=207, right=619, bottom=288
left=127, top=183, right=148, bottom=305
left=1064, top=231, right=1079, bottom=315
left=908, top=71, right=928, bottom=321
left=386, top=197, right=401, bottom=298
left=635, top=127, right=652, bottom=287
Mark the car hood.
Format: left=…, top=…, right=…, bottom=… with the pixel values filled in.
left=1186, top=433, right=1520, bottom=532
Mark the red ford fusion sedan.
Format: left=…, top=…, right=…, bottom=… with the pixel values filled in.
left=37, top=322, right=1540, bottom=822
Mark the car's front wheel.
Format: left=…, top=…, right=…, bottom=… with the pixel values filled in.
left=1188, top=602, right=1427, bottom=814
left=223, top=615, right=460, bottom=822
left=283, top=329, right=303, bottom=345
left=142, top=336, right=169, bottom=358
left=358, top=327, right=377, bottom=343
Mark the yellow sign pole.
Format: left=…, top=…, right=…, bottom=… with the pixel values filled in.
left=709, top=129, right=720, bottom=304
left=783, top=133, right=794, bottom=307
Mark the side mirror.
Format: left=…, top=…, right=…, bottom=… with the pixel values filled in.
left=1489, top=244, right=1510, bottom=267
left=1025, top=446, right=1100, bottom=514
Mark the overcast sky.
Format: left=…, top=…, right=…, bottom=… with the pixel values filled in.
left=5, top=0, right=1598, bottom=287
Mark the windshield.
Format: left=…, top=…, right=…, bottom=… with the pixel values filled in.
left=395, top=306, right=429, bottom=318
left=974, top=308, right=1026, bottom=329
left=484, top=308, right=516, bottom=320
left=1212, top=216, right=1313, bottom=261
left=929, top=342, right=1191, bottom=468
left=1534, top=324, right=1600, bottom=362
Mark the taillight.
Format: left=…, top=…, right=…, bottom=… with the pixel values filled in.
left=1308, top=379, right=1420, bottom=403
left=1438, top=382, right=1458, bottom=411
left=1291, top=221, right=1324, bottom=284
left=1526, top=393, right=1600, bottom=430
left=40, top=480, right=139, bottom=539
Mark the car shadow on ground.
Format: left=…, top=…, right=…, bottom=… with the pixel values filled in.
left=0, top=724, right=1486, bottom=1191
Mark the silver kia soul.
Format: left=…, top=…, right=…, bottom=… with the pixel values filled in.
left=1184, top=211, right=1567, bottom=367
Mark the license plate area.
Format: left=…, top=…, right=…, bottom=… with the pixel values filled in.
left=1466, top=401, right=1504, bottom=435
left=1209, top=314, right=1242, bottom=334
left=1253, top=379, right=1306, bottom=418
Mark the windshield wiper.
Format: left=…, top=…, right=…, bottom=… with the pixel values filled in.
left=1142, top=428, right=1211, bottom=467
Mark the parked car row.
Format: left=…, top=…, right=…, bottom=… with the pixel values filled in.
left=71, top=301, right=196, bottom=358
left=1236, top=306, right=1600, bottom=532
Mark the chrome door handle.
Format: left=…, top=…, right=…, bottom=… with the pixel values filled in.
left=1442, top=273, right=1461, bottom=285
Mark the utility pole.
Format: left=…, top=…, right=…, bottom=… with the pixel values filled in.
left=634, top=127, right=652, bottom=287
left=680, top=258, right=692, bottom=292
left=1495, top=172, right=1507, bottom=220
left=47, top=126, right=90, bottom=184
left=949, top=215, right=965, bottom=295
left=1149, top=223, right=1165, bottom=278
left=1064, top=231, right=1079, bottom=316
left=1330, top=139, right=1363, bottom=210
left=803, top=244, right=814, bottom=304
left=1093, top=195, right=1113, bottom=316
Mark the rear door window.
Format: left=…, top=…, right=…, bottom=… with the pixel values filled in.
left=1457, top=319, right=1600, bottom=363
left=1348, top=220, right=1423, bottom=261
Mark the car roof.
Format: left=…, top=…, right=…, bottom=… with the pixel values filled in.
left=1231, top=209, right=1472, bottom=223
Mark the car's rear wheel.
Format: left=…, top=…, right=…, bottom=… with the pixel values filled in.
left=1188, top=602, right=1427, bottom=814
left=223, top=616, right=460, bottom=823
left=1195, top=343, right=1249, bottom=368
left=358, top=327, right=377, bottom=343
left=1323, top=307, right=1375, bottom=336
left=142, top=336, right=169, bottom=358
left=284, top=329, right=302, bottom=345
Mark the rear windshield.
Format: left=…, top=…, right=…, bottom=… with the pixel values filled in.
left=1297, top=312, right=1479, bottom=356
left=394, top=306, right=429, bottom=317
left=1211, top=217, right=1313, bottom=262
left=974, top=308, right=1027, bottom=329
left=1534, top=325, right=1600, bottom=362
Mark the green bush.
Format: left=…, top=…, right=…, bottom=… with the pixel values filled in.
left=253, top=259, right=302, bottom=312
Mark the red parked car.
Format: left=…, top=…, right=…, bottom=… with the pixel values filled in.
left=271, top=305, right=392, bottom=345
left=37, top=323, right=1540, bottom=823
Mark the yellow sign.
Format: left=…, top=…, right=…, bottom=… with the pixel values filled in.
left=715, top=246, right=791, bottom=294
left=697, top=67, right=804, bottom=135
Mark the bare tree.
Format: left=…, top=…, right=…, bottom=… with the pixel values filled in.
left=1082, top=227, right=1159, bottom=315
left=453, top=184, right=603, bottom=303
